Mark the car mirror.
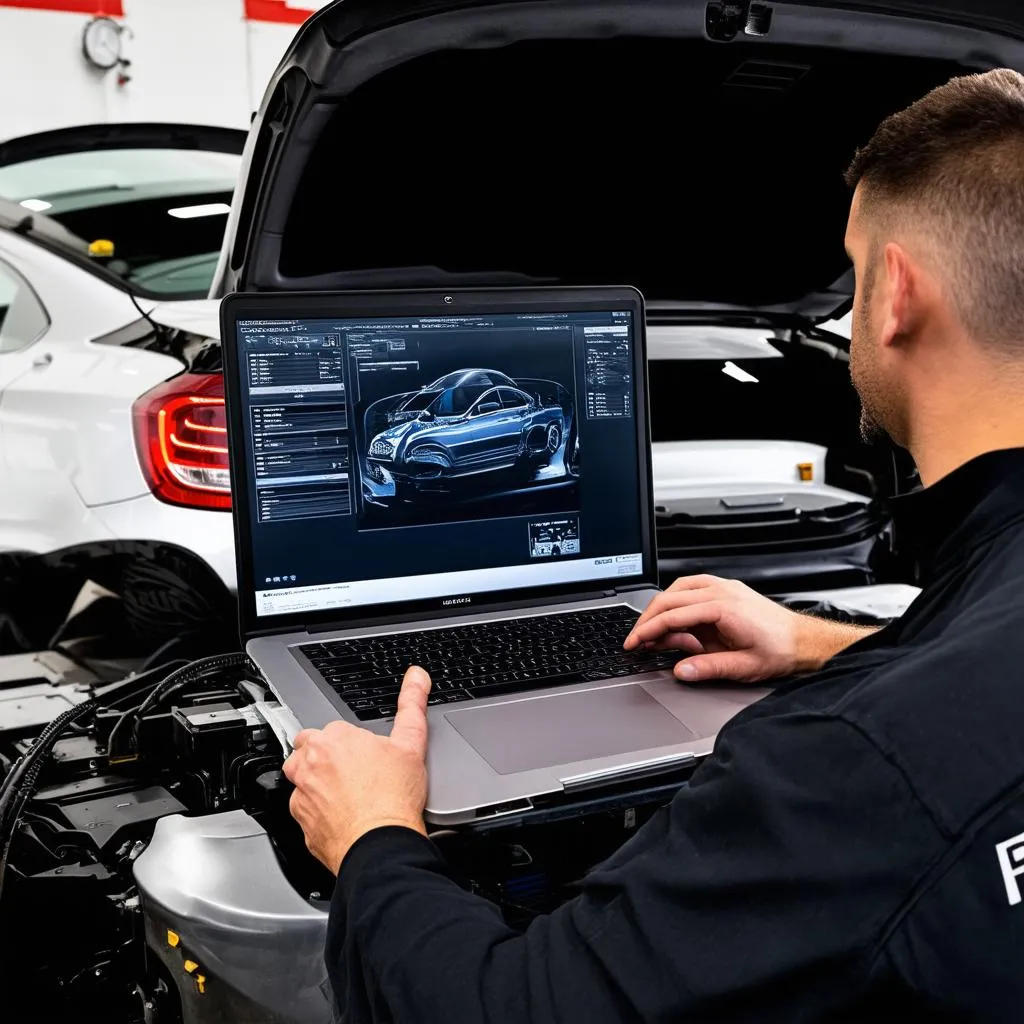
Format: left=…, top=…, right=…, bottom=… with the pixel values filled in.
left=418, top=410, right=435, bottom=421
left=476, top=401, right=501, bottom=415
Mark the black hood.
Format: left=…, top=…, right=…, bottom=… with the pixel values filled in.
left=213, top=0, right=1024, bottom=319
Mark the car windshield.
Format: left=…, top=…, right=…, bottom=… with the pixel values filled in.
left=0, top=147, right=241, bottom=299
left=431, top=385, right=492, bottom=416
left=401, top=390, right=442, bottom=412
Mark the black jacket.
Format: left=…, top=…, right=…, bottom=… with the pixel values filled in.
left=327, top=448, right=1024, bottom=1023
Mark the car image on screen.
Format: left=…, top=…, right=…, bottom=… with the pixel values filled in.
left=364, top=368, right=573, bottom=502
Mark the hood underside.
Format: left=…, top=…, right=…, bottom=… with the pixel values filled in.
left=226, top=0, right=1024, bottom=316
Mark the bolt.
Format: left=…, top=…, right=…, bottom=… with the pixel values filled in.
left=309, top=891, right=321, bottom=901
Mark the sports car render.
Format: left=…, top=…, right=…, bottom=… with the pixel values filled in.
left=365, top=369, right=572, bottom=499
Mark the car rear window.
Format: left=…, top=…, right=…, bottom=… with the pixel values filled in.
left=0, top=148, right=240, bottom=300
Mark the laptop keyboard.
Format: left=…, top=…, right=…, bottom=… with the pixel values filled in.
left=299, top=605, right=680, bottom=721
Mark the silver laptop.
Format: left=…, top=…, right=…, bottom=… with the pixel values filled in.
left=220, top=287, right=765, bottom=825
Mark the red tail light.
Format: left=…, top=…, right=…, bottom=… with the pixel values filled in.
left=132, top=372, right=232, bottom=511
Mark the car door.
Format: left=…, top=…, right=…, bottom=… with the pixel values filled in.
left=462, top=387, right=517, bottom=469
left=497, top=387, right=533, bottom=458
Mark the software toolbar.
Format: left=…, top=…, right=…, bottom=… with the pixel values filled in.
left=583, top=325, right=633, bottom=419
left=245, top=331, right=353, bottom=524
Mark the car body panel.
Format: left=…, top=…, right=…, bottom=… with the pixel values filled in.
left=146, top=297, right=223, bottom=338
left=90, top=494, right=237, bottom=591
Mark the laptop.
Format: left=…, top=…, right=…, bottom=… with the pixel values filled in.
left=220, top=287, right=766, bottom=824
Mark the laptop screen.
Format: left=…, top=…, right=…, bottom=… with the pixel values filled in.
left=233, top=306, right=645, bottom=618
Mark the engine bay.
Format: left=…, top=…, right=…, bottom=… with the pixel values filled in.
left=0, top=651, right=684, bottom=1024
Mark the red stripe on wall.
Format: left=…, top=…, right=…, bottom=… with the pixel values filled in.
left=0, top=0, right=123, bottom=14
left=244, top=0, right=316, bottom=25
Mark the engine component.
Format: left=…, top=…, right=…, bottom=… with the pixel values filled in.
left=135, top=811, right=332, bottom=1024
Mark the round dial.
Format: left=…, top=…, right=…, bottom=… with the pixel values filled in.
left=82, top=16, right=123, bottom=70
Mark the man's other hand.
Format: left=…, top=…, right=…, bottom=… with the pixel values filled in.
left=282, top=666, right=432, bottom=874
left=624, top=575, right=872, bottom=684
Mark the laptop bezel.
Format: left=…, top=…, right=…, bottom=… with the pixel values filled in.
left=219, top=286, right=657, bottom=641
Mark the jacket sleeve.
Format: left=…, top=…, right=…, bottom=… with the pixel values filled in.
left=326, top=711, right=945, bottom=1024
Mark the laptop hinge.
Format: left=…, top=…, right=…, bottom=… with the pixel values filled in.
left=302, top=588, right=618, bottom=637
left=615, top=582, right=656, bottom=594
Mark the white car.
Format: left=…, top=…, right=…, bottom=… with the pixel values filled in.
left=0, top=125, right=245, bottom=641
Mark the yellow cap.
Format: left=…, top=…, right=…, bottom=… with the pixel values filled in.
left=798, top=462, right=814, bottom=482
left=88, top=238, right=115, bottom=258
left=183, top=959, right=199, bottom=974
left=166, top=930, right=180, bottom=948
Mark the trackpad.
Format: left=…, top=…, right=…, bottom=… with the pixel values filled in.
left=445, top=684, right=695, bottom=775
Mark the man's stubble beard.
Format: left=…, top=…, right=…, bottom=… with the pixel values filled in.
left=858, top=401, right=889, bottom=446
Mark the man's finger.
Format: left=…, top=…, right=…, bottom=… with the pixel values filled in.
left=625, top=586, right=718, bottom=647
left=282, top=749, right=302, bottom=783
left=292, top=729, right=318, bottom=751
left=629, top=602, right=725, bottom=647
left=647, top=631, right=706, bottom=655
left=390, top=666, right=431, bottom=759
left=674, top=650, right=760, bottom=684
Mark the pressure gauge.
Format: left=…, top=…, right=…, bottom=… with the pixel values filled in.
left=82, top=16, right=123, bottom=71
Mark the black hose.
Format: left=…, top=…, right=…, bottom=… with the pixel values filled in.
left=0, top=652, right=244, bottom=905
left=107, top=652, right=248, bottom=757
left=0, top=698, right=101, bottom=905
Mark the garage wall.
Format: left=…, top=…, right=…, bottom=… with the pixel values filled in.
left=0, top=0, right=332, bottom=138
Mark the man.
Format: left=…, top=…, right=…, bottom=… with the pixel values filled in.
left=284, top=69, right=1024, bottom=1021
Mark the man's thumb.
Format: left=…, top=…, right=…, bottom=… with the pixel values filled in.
left=674, top=652, right=759, bottom=684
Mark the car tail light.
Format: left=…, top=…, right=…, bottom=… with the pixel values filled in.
left=132, top=372, right=232, bottom=511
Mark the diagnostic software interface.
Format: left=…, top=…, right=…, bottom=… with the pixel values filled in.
left=234, top=309, right=643, bottom=617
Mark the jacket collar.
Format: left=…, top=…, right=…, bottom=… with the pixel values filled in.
left=889, top=447, right=1024, bottom=584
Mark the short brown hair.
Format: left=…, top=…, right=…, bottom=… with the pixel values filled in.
left=846, top=69, right=1024, bottom=351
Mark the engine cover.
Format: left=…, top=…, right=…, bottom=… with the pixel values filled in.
left=134, top=810, right=332, bottom=1024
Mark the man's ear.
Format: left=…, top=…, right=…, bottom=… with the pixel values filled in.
left=879, top=242, right=921, bottom=348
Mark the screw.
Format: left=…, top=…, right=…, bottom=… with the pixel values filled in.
left=309, top=891, right=321, bottom=901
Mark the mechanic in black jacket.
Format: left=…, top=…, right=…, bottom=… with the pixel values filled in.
left=284, top=69, right=1024, bottom=1022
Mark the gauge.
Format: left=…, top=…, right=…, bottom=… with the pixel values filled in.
left=82, top=16, right=123, bottom=71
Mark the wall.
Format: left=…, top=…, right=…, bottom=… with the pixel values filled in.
left=0, top=0, right=333, bottom=138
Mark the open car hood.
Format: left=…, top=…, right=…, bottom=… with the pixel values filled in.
left=213, top=0, right=1024, bottom=319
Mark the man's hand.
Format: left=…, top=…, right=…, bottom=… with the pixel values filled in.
left=282, top=666, right=432, bottom=875
left=624, top=575, right=875, bottom=684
